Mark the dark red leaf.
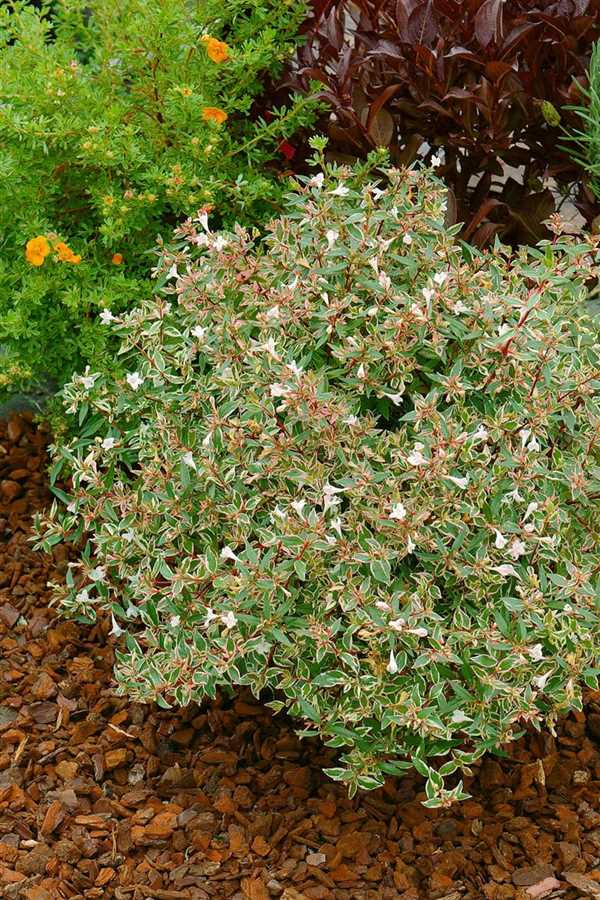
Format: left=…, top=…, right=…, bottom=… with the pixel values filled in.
left=474, top=0, right=504, bottom=48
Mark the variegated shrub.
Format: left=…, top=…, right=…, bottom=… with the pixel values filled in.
left=36, top=152, right=600, bottom=804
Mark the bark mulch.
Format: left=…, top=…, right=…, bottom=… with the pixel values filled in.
left=1, top=413, right=600, bottom=900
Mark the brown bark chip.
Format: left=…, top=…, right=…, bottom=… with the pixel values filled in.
left=0, top=415, right=599, bottom=899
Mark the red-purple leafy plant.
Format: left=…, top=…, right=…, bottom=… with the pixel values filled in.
left=287, top=0, right=600, bottom=245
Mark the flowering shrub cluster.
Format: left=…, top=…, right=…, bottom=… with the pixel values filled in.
left=0, top=0, right=316, bottom=396
left=36, top=154, right=600, bottom=802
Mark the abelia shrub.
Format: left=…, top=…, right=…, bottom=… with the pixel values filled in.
left=0, top=0, right=315, bottom=396
left=285, top=0, right=600, bottom=246
left=36, top=151, right=600, bottom=804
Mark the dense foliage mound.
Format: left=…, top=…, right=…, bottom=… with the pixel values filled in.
left=37, top=154, right=600, bottom=803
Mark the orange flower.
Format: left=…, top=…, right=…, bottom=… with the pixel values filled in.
left=54, top=241, right=81, bottom=264
left=25, top=235, right=50, bottom=267
left=55, top=241, right=72, bottom=261
left=112, top=253, right=123, bottom=265
left=202, top=106, right=228, bottom=125
left=201, top=35, right=229, bottom=63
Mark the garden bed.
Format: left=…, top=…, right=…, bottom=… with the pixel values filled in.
left=0, top=414, right=599, bottom=900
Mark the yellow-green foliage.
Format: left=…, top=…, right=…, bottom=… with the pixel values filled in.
left=0, top=0, right=315, bottom=394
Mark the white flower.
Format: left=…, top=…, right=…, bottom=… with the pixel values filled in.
left=323, top=483, right=343, bottom=511
left=430, top=153, right=442, bottom=168
left=166, top=263, right=179, bottom=281
left=213, top=235, right=228, bottom=252
left=491, top=564, right=520, bottom=579
left=472, top=424, right=489, bottom=443
left=523, top=522, right=535, bottom=534
left=89, top=566, right=106, bottom=582
left=101, top=437, right=116, bottom=451
left=411, top=303, right=426, bottom=321
left=498, top=323, right=511, bottom=337
left=371, top=187, right=386, bottom=200
left=343, top=415, right=359, bottom=426
left=221, top=610, right=237, bottom=630
left=291, top=499, right=306, bottom=517
left=266, top=305, right=281, bottom=321
left=422, top=287, right=434, bottom=303
left=390, top=502, right=407, bottom=521
left=110, top=615, right=124, bottom=637
left=330, top=183, right=349, bottom=196
left=527, top=435, right=540, bottom=452
left=198, top=211, right=210, bottom=231
left=451, top=709, right=470, bottom=724
left=376, top=601, right=390, bottom=611
left=387, top=649, right=399, bottom=674
left=407, top=535, right=416, bottom=553
left=507, top=538, right=527, bottom=560
left=260, top=337, right=279, bottom=359
left=204, top=607, right=217, bottom=626
left=524, top=502, right=538, bottom=521
left=80, top=374, right=96, bottom=390
left=533, top=672, right=550, bottom=690
left=390, top=617, right=406, bottom=631
left=357, top=363, right=366, bottom=379
left=326, top=229, right=339, bottom=250
left=192, top=325, right=206, bottom=340
left=378, top=271, right=392, bottom=291
left=410, top=626, right=428, bottom=637
left=122, top=530, right=135, bottom=542
left=192, top=232, right=209, bottom=247
left=453, top=300, right=469, bottom=314
left=446, top=475, right=469, bottom=489
left=169, top=615, right=181, bottom=628
left=220, top=546, right=239, bottom=562
left=383, top=391, right=404, bottom=405
left=286, top=361, right=303, bottom=378
left=309, top=172, right=325, bottom=189
left=407, top=443, right=427, bottom=467
left=494, top=530, right=508, bottom=549
left=403, top=233, right=413, bottom=245
left=126, top=604, right=139, bottom=619
left=100, top=308, right=116, bottom=325
left=331, top=517, right=343, bottom=536
left=503, top=487, right=524, bottom=504
left=75, top=589, right=90, bottom=603
left=433, top=271, right=448, bottom=286
left=528, top=643, right=544, bottom=662
left=270, top=383, right=290, bottom=397
left=182, top=451, right=196, bottom=470
left=126, top=372, right=144, bottom=391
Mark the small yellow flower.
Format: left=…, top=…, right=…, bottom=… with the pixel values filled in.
left=201, top=35, right=230, bottom=63
left=26, top=236, right=50, bottom=267
left=202, top=106, right=228, bottom=125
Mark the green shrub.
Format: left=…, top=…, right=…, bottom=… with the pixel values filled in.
left=36, top=151, right=600, bottom=804
left=0, top=0, right=315, bottom=395
left=565, top=39, right=600, bottom=203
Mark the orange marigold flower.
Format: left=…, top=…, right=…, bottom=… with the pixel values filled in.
left=112, top=253, right=123, bottom=265
left=202, top=106, right=228, bottom=125
left=25, top=236, right=50, bottom=266
left=201, top=35, right=230, bottom=63
left=68, top=253, right=81, bottom=264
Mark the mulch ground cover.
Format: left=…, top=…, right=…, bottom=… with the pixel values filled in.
left=0, top=414, right=599, bottom=900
